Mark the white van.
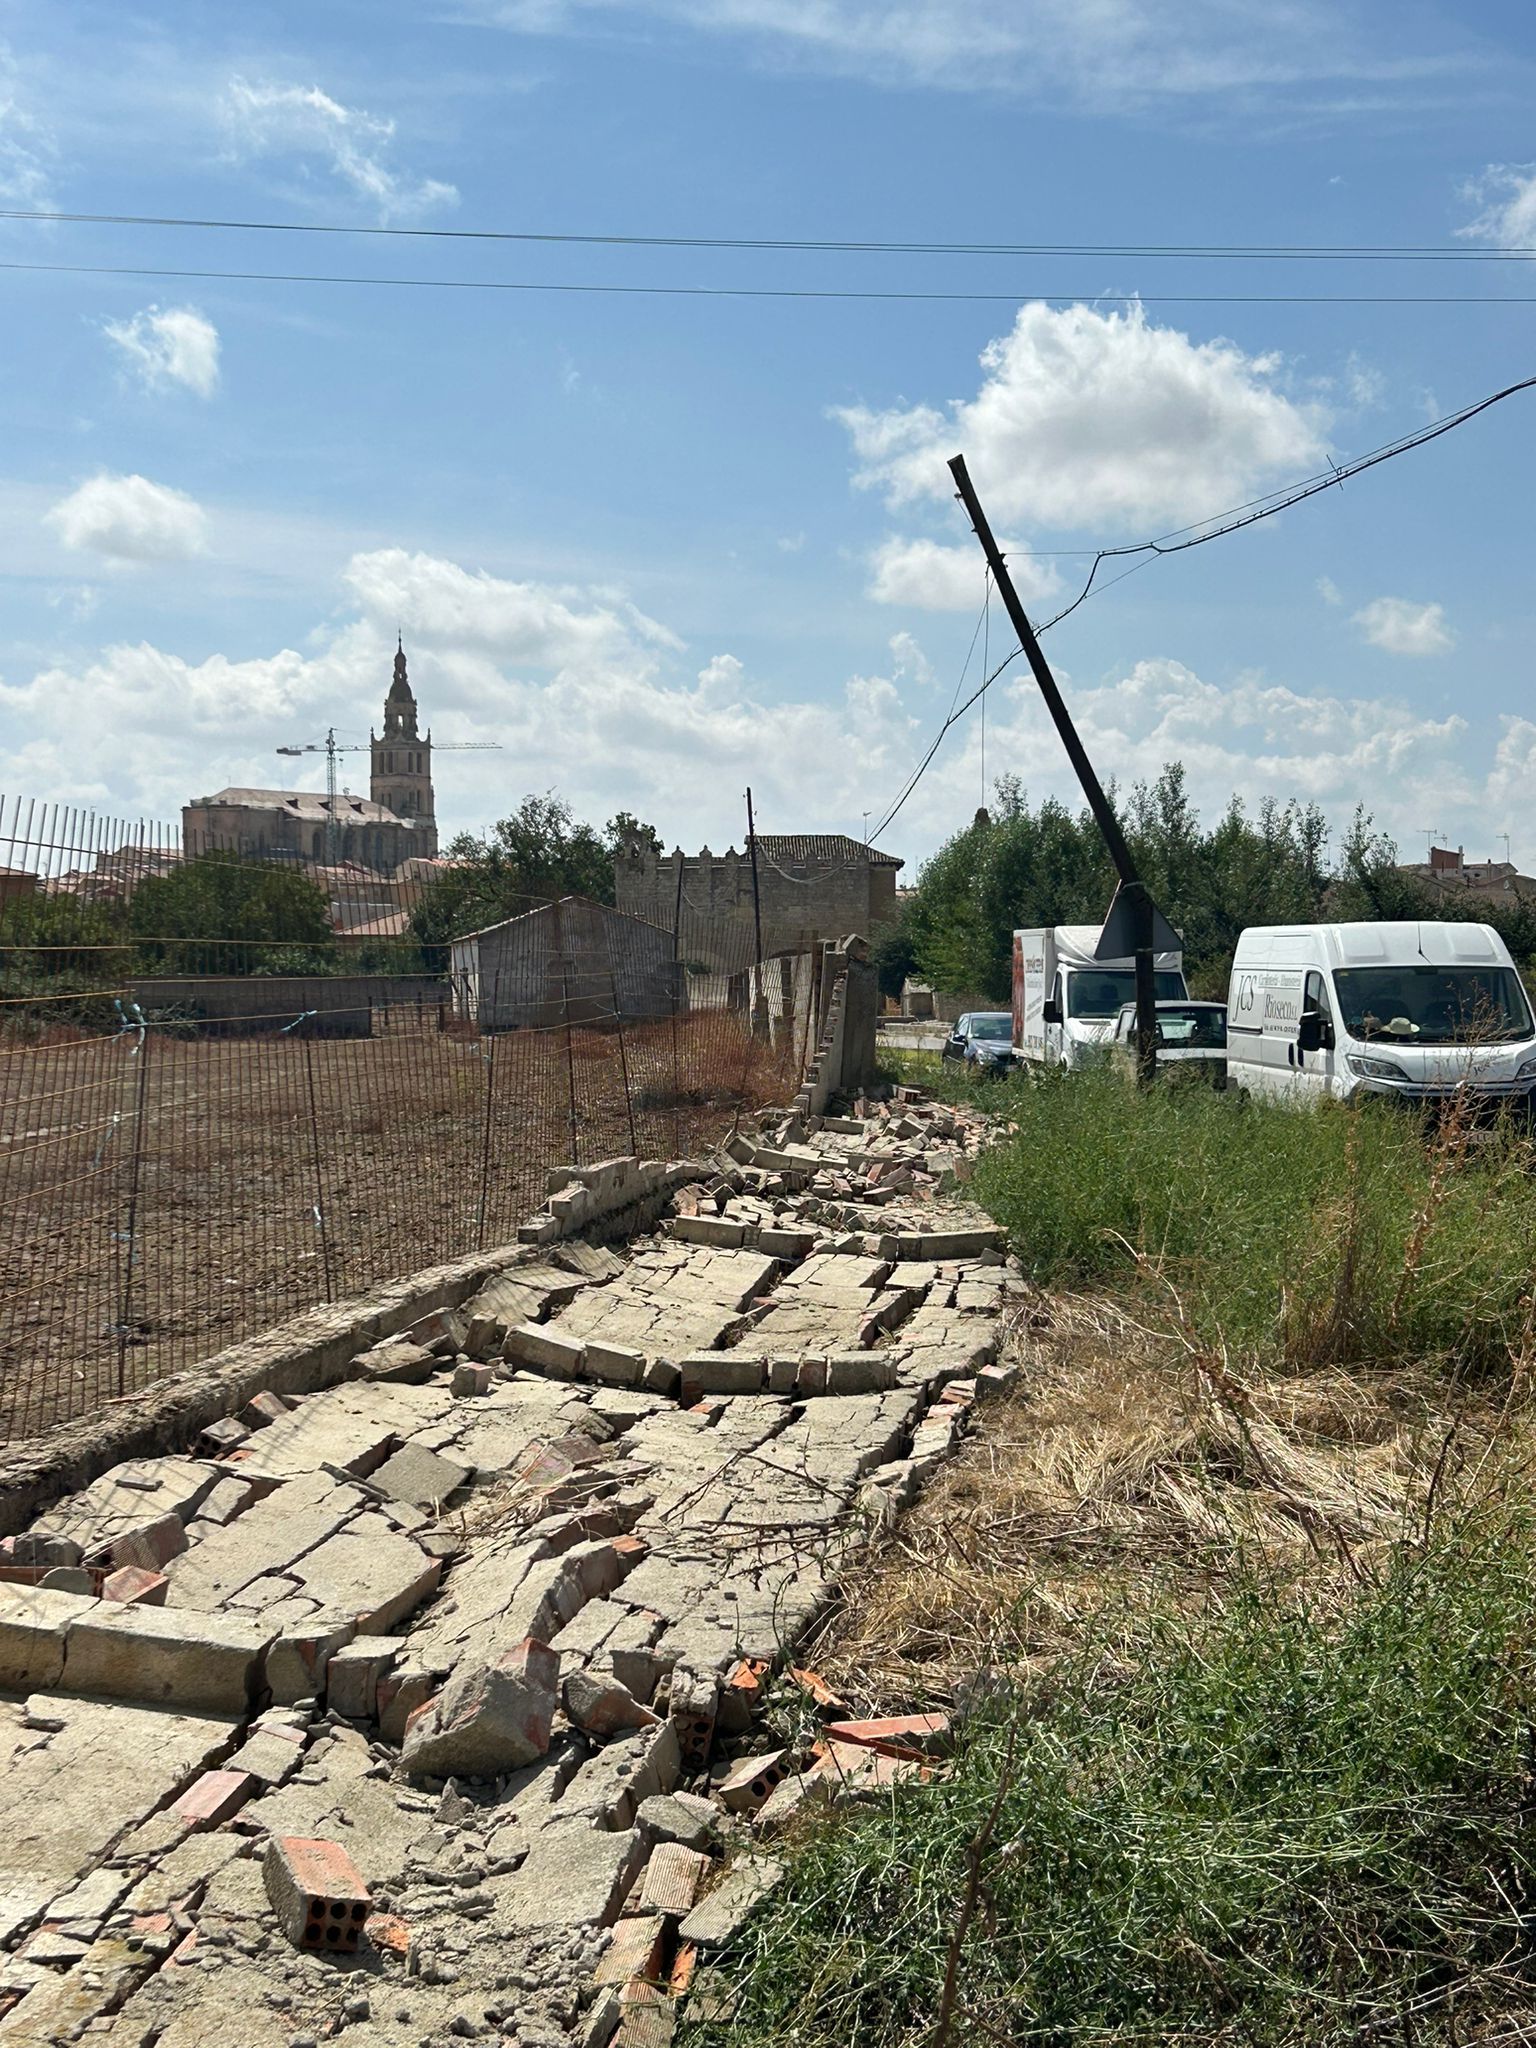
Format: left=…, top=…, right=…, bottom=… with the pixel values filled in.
left=1226, top=921, right=1536, bottom=1105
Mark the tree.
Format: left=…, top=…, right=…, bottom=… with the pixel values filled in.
left=410, top=794, right=661, bottom=962
left=128, top=852, right=334, bottom=976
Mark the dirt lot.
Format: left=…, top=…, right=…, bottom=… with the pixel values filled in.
left=0, top=1008, right=794, bottom=1442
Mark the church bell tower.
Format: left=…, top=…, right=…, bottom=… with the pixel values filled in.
left=370, top=637, right=437, bottom=857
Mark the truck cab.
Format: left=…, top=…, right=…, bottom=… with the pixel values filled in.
left=1013, top=925, right=1189, bottom=1070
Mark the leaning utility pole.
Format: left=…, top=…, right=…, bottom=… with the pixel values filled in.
left=745, top=787, right=767, bottom=1039
left=948, top=454, right=1169, bottom=1085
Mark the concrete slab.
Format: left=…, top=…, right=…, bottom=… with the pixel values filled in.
left=64, top=1604, right=274, bottom=1711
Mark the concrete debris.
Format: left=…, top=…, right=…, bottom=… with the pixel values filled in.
left=0, top=1084, right=1013, bottom=2045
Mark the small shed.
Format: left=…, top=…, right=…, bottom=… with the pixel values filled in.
left=449, top=895, right=681, bottom=1033
left=900, top=978, right=936, bottom=1020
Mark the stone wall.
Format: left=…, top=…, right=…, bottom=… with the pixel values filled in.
left=615, top=844, right=899, bottom=974
left=130, top=974, right=449, bottom=1036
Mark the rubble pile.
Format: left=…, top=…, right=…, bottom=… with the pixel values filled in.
left=0, top=1089, right=1018, bottom=2048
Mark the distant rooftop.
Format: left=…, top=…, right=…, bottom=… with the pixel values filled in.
left=754, top=834, right=903, bottom=869
left=192, top=788, right=406, bottom=824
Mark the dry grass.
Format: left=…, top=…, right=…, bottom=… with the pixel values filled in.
left=804, top=1294, right=1515, bottom=1713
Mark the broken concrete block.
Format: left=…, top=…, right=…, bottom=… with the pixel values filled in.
left=326, top=1636, right=398, bottom=1720
left=668, top=1215, right=746, bottom=1248
left=226, top=1725, right=306, bottom=1786
left=668, top=1668, right=719, bottom=1772
left=585, top=1340, right=646, bottom=1387
left=38, top=1565, right=94, bottom=1595
left=9, top=1530, right=84, bottom=1569
left=677, top=1356, right=764, bottom=1400
left=263, top=1836, right=371, bottom=1954
left=101, top=1565, right=168, bottom=1606
left=500, top=1822, right=648, bottom=1933
left=378, top=1661, right=434, bottom=1744
left=825, top=1353, right=898, bottom=1395
left=402, top=1638, right=559, bottom=1778
left=565, top=1668, right=661, bottom=1739
left=63, top=1603, right=273, bottom=1712
left=755, top=1770, right=831, bottom=1833
left=194, top=1475, right=259, bottom=1527
left=370, top=1443, right=469, bottom=1510
left=451, top=1361, right=493, bottom=1397
left=636, top=1792, right=716, bottom=1853
left=406, top=1305, right=467, bottom=1354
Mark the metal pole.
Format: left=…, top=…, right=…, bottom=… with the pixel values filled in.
left=670, top=853, right=685, bottom=1158
left=300, top=1022, right=335, bottom=1300
left=745, top=787, right=766, bottom=1040
left=948, top=453, right=1158, bottom=1086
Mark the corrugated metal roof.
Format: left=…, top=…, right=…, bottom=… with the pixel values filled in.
left=754, top=834, right=903, bottom=868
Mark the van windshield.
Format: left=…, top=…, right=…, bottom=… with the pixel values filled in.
left=1333, top=965, right=1534, bottom=1045
left=1068, top=971, right=1187, bottom=1020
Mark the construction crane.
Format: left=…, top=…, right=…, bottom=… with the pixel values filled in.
left=277, top=727, right=500, bottom=868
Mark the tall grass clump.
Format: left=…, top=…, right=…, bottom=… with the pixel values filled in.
left=694, top=1503, right=1536, bottom=2048
left=946, top=1062, right=1536, bottom=1371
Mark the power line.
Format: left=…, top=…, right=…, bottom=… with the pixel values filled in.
left=8, top=256, right=1536, bottom=307
left=865, top=367, right=1536, bottom=844
left=6, top=207, right=1536, bottom=262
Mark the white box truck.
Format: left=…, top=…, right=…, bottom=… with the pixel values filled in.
left=1226, top=920, right=1536, bottom=1105
left=1012, top=924, right=1188, bottom=1070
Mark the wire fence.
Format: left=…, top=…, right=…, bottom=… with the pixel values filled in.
left=0, top=798, right=831, bottom=1442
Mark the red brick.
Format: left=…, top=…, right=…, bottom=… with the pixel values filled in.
left=108, top=1514, right=187, bottom=1573
left=669, top=1941, right=699, bottom=1997
left=170, top=1769, right=256, bottom=1830
left=593, top=1914, right=666, bottom=1986
left=611, top=1533, right=649, bottom=1566
left=365, top=1912, right=410, bottom=1956
left=264, top=1836, right=371, bottom=1954
left=636, top=1844, right=709, bottom=1917
left=717, top=1749, right=790, bottom=1814
left=823, top=1713, right=950, bottom=1757
left=102, top=1564, right=169, bottom=1606
left=788, top=1666, right=848, bottom=1713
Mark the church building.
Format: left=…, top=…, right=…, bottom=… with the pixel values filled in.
left=184, top=641, right=439, bottom=873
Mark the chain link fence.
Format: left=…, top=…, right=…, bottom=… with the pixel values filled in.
left=0, top=798, right=829, bottom=1441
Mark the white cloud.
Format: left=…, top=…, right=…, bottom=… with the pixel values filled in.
left=470, top=0, right=1473, bottom=114
left=0, top=549, right=1522, bottom=868
left=102, top=305, right=221, bottom=397
left=1317, top=575, right=1342, bottom=606
left=44, top=474, right=209, bottom=562
left=776, top=532, right=806, bottom=553
left=0, top=46, right=53, bottom=208
left=1352, top=596, right=1454, bottom=657
left=838, top=302, right=1330, bottom=536
left=867, top=534, right=1061, bottom=611
left=1457, top=163, right=1536, bottom=248
left=223, top=77, right=457, bottom=221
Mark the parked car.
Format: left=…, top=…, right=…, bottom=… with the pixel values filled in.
left=941, top=1011, right=1016, bottom=1073
left=1110, top=999, right=1228, bottom=1085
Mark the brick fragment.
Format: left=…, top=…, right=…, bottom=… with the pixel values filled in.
left=108, top=1514, right=187, bottom=1573
left=101, top=1565, right=168, bottom=1606
left=365, top=1912, right=410, bottom=1956
left=241, top=1391, right=290, bottom=1428
left=198, top=1416, right=249, bottom=1454
left=637, top=1843, right=709, bottom=1917
left=824, top=1712, right=950, bottom=1756
left=593, top=1914, right=666, bottom=1987
left=716, top=1749, right=791, bottom=1814
left=263, top=1836, right=371, bottom=1954
left=170, top=1769, right=256, bottom=1830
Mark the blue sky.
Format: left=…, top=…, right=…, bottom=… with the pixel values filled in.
left=4, top=0, right=1536, bottom=872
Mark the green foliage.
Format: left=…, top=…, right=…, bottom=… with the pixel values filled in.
left=910, top=1061, right=1536, bottom=1371
left=0, top=888, right=131, bottom=994
left=128, top=852, right=335, bottom=976
left=902, top=767, right=1359, bottom=1001
left=700, top=1506, right=1536, bottom=2048
left=410, top=793, right=660, bottom=960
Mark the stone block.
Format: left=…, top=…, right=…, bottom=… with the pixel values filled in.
left=370, top=1442, right=470, bottom=1510
left=500, top=1822, right=647, bottom=1933
left=504, top=1323, right=588, bottom=1376
left=825, top=1354, right=898, bottom=1395
left=401, top=1638, right=559, bottom=1778
left=0, top=1585, right=90, bottom=1692
left=636, top=1792, right=716, bottom=1852
left=9, top=1530, right=83, bottom=1569
left=358, top=1340, right=437, bottom=1385
left=667, top=1215, right=746, bottom=1248
left=195, top=1475, right=259, bottom=1527
left=677, top=1356, right=764, bottom=1400
left=227, top=1725, right=307, bottom=1785
left=451, top=1362, right=493, bottom=1397
left=101, top=1565, right=168, bottom=1606
left=263, top=1836, right=371, bottom=1954
left=326, top=1635, right=399, bottom=1720
left=565, top=1667, right=661, bottom=1739
left=290, top=1519, right=442, bottom=1632
left=265, top=1614, right=355, bottom=1705
left=64, top=1604, right=273, bottom=1712
left=642, top=1359, right=681, bottom=1396
left=585, top=1340, right=646, bottom=1387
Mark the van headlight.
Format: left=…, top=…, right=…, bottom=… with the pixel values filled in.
left=1516, top=1054, right=1536, bottom=1082
left=1347, top=1053, right=1410, bottom=1082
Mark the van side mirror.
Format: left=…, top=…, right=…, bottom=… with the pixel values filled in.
left=1042, top=999, right=1062, bottom=1026
left=1296, top=1011, right=1325, bottom=1054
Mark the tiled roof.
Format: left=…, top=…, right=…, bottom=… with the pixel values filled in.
left=755, top=833, right=903, bottom=869
left=193, top=788, right=406, bottom=823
